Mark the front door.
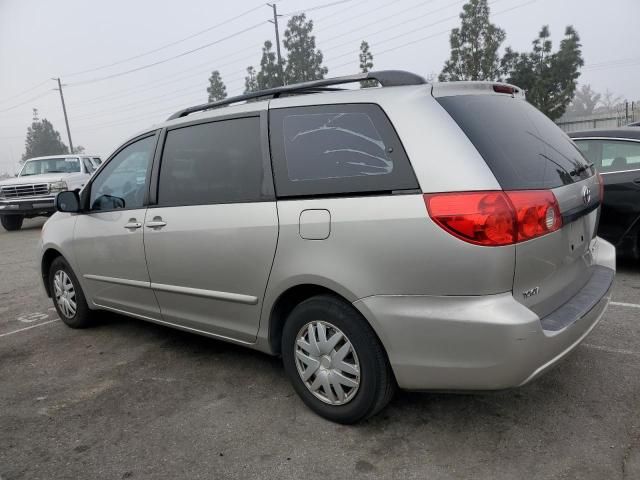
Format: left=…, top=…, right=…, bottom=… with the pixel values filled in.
left=74, top=133, right=161, bottom=319
left=143, top=116, right=278, bottom=342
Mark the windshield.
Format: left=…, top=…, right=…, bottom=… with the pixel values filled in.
left=19, top=157, right=81, bottom=176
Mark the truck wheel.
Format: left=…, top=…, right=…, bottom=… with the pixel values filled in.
left=1, top=215, right=23, bottom=231
left=282, top=294, right=396, bottom=424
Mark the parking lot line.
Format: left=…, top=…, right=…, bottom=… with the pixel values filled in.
left=0, top=319, right=59, bottom=338
left=610, top=301, right=640, bottom=309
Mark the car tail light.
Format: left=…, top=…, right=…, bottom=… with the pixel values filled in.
left=424, top=190, right=562, bottom=246
left=597, top=172, right=605, bottom=202
left=493, top=84, right=518, bottom=95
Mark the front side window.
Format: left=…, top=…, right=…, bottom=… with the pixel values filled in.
left=270, top=104, right=418, bottom=197
left=157, top=117, right=267, bottom=207
left=575, top=139, right=640, bottom=173
left=89, top=135, right=155, bottom=211
left=20, top=157, right=81, bottom=176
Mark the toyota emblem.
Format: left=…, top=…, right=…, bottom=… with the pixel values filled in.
left=582, top=186, right=591, bottom=205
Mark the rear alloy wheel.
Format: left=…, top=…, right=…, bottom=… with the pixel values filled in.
left=48, top=256, right=92, bottom=328
left=1, top=215, right=23, bottom=231
left=282, top=295, right=395, bottom=424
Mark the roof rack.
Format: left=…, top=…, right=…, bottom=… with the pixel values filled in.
left=167, top=70, right=427, bottom=120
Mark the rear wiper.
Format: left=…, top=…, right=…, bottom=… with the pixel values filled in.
left=570, top=162, right=594, bottom=176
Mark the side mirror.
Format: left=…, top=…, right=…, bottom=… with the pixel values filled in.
left=56, top=191, right=81, bottom=213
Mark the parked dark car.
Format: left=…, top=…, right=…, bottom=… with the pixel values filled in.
left=570, top=128, right=640, bottom=258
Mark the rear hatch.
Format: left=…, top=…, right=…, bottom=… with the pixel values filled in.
left=434, top=83, right=601, bottom=317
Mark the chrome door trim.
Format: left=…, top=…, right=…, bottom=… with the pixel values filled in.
left=93, top=303, right=254, bottom=346
left=150, top=282, right=259, bottom=305
left=599, top=167, right=640, bottom=176
left=83, top=274, right=150, bottom=288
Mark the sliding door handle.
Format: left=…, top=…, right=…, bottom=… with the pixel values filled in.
left=146, top=216, right=167, bottom=229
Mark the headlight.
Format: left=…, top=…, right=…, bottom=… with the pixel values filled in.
left=49, top=181, right=68, bottom=193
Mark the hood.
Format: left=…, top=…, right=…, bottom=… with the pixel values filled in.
left=0, top=173, right=68, bottom=186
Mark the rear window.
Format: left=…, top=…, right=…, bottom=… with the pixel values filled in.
left=270, top=104, right=418, bottom=197
left=436, top=95, right=593, bottom=190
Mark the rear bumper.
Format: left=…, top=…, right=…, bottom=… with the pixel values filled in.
left=353, top=237, right=616, bottom=391
left=0, top=196, right=56, bottom=216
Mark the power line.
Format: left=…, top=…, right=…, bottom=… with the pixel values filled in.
left=66, top=21, right=269, bottom=87
left=0, top=90, right=53, bottom=113
left=63, top=3, right=267, bottom=78
left=0, top=79, right=51, bottom=105
left=281, top=0, right=354, bottom=17
left=321, top=0, right=462, bottom=49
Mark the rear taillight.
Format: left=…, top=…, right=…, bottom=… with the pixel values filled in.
left=597, top=172, right=605, bottom=202
left=424, top=190, right=562, bottom=247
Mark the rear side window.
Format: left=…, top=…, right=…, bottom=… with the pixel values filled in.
left=575, top=139, right=640, bottom=173
left=437, top=95, right=594, bottom=190
left=157, top=116, right=271, bottom=206
left=270, top=104, right=418, bottom=197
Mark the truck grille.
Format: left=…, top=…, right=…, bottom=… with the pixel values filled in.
left=0, top=183, right=50, bottom=198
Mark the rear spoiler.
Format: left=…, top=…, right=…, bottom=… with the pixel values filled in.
left=431, top=81, right=526, bottom=100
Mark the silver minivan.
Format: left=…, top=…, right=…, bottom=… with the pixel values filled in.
left=40, top=71, right=615, bottom=423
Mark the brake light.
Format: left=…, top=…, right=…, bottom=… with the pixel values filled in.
left=493, top=84, right=518, bottom=95
left=597, top=172, right=605, bottom=202
left=424, top=190, right=562, bottom=246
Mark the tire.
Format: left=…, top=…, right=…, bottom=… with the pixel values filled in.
left=1, top=215, right=23, bottom=231
left=48, top=256, right=93, bottom=328
left=282, top=294, right=396, bottom=424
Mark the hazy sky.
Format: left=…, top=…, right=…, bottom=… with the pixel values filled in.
left=1, top=0, right=639, bottom=173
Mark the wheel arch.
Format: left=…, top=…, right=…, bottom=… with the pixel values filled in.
left=41, top=248, right=64, bottom=297
left=267, top=284, right=353, bottom=355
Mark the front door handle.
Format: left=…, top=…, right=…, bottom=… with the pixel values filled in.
left=146, top=216, right=167, bottom=229
left=124, top=221, right=142, bottom=230
left=633, top=178, right=640, bottom=185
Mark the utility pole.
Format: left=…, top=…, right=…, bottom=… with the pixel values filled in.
left=52, top=77, right=74, bottom=153
left=267, top=3, right=284, bottom=85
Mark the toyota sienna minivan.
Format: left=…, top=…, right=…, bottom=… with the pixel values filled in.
left=40, top=71, right=615, bottom=424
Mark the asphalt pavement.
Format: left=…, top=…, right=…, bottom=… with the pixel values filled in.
left=1, top=218, right=639, bottom=479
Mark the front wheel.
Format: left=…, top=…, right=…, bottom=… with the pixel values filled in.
left=1, top=215, right=23, bottom=231
left=48, top=257, right=92, bottom=328
left=282, top=295, right=396, bottom=424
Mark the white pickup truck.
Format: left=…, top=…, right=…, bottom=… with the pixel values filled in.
left=0, top=154, right=101, bottom=231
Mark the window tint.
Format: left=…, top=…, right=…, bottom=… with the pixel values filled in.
left=93, top=157, right=102, bottom=165
left=157, top=117, right=268, bottom=206
left=270, top=104, right=418, bottom=197
left=90, top=135, right=155, bottom=211
left=437, top=95, right=594, bottom=190
left=575, top=139, right=640, bottom=173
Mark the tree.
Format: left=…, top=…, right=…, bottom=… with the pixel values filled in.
left=257, top=41, right=282, bottom=89
left=501, top=26, right=583, bottom=120
left=439, top=0, right=505, bottom=81
left=207, top=70, right=227, bottom=102
left=359, top=41, right=376, bottom=88
left=244, top=66, right=259, bottom=94
left=598, top=89, right=624, bottom=113
left=283, top=14, right=328, bottom=83
left=22, top=109, right=68, bottom=162
left=566, top=84, right=601, bottom=116
left=72, top=145, right=86, bottom=154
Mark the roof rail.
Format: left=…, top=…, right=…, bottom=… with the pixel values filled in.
left=166, top=70, right=427, bottom=120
